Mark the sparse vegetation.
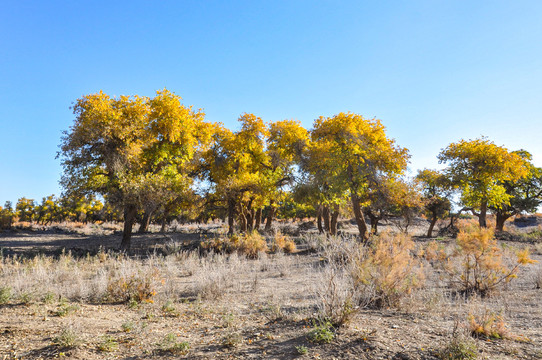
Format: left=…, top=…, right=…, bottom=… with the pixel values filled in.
left=159, top=333, right=190, bottom=354
left=0, top=220, right=540, bottom=359
left=443, top=223, right=536, bottom=296
left=306, top=320, right=335, bottom=344
left=52, top=327, right=80, bottom=349
left=97, top=335, right=119, bottom=352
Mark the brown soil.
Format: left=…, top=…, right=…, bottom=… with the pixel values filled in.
left=1, top=222, right=541, bottom=360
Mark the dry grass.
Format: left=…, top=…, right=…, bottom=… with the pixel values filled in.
left=0, top=222, right=541, bottom=359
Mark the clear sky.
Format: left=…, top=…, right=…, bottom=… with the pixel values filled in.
left=1, top=0, right=542, bottom=205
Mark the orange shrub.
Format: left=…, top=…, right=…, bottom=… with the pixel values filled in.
left=444, top=224, right=536, bottom=296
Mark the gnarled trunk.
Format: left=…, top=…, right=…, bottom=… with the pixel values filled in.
left=138, top=211, right=152, bottom=233
left=317, top=205, right=324, bottom=234
left=495, top=212, right=511, bottom=232
left=322, top=205, right=331, bottom=234
left=351, top=193, right=369, bottom=241
left=427, top=215, right=438, bottom=238
left=120, top=204, right=138, bottom=251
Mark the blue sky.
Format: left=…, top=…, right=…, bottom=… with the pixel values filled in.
left=1, top=0, right=542, bottom=205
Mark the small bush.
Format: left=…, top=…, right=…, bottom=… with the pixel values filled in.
left=54, top=301, right=80, bottom=317
left=221, top=331, right=243, bottom=348
left=445, top=225, right=536, bottom=296
left=121, top=321, right=135, bottom=333
left=468, top=310, right=509, bottom=340
left=296, top=345, right=308, bottom=355
left=53, top=328, right=80, bottom=348
left=314, top=263, right=357, bottom=327
left=201, top=232, right=267, bottom=258
left=351, top=232, right=424, bottom=308
left=306, top=320, right=335, bottom=344
left=438, top=336, right=478, bottom=360
left=106, top=274, right=157, bottom=304
left=0, top=287, right=12, bottom=304
left=97, top=335, right=119, bottom=352
left=161, top=300, right=179, bottom=317
left=159, top=333, right=190, bottom=354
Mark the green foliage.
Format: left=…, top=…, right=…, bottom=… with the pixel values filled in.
left=296, top=345, right=309, bottom=355
left=221, top=331, right=243, bottom=348
left=161, top=299, right=180, bottom=317
left=121, top=321, right=135, bottom=333
left=306, top=320, right=335, bottom=344
left=52, top=328, right=80, bottom=348
left=438, top=336, right=478, bottom=360
left=97, top=335, right=119, bottom=352
left=0, top=286, right=12, bottom=304
left=55, top=301, right=80, bottom=317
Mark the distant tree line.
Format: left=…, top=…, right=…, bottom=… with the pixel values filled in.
left=3, top=89, right=541, bottom=250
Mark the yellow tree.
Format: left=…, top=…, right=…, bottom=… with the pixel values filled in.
left=202, top=117, right=265, bottom=235
left=415, top=169, right=452, bottom=237
left=309, top=113, right=409, bottom=240
left=59, top=89, right=208, bottom=250
left=264, top=119, right=309, bottom=230
left=438, top=138, right=529, bottom=228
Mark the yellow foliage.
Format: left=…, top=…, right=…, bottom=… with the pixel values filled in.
left=443, top=224, right=536, bottom=296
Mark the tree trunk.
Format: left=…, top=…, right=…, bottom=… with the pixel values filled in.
left=479, top=200, right=488, bottom=228
left=239, top=205, right=248, bottom=233
left=330, top=205, right=339, bottom=236
left=120, top=204, right=138, bottom=251
left=264, top=203, right=275, bottom=231
left=138, top=211, right=152, bottom=233
left=246, top=199, right=254, bottom=232
left=160, top=218, right=167, bottom=233
left=317, top=205, right=324, bottom=234
left=228, top=198, right=236, bottom=235
left=254, top=208, right=262, bottom=230
left=351, top=193, right=369, bottom=241
left=427, top=215, right=438, bottom=238
left=366, top=210, right=380, bottom=235
left=323, top=205, right=331, bottom=234
left=495, top=212, right=510, bottom=232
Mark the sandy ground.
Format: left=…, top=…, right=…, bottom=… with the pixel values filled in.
left=0, top=221, right=541, bottom=359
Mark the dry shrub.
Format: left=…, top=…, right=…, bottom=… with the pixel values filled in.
left=106, top=273, right=158, bottom=304
left=271, top=232, right=296, bottom=253
left=314, top=262, right=357, bottom=326
left=444, top=224, right=536, bottom=296
left=201, top=232, right=267, bottom=258
left=468, top=309, right=509, bottom=340
left=190, top=253, right=241, bottom=300
left=352, top=231, right=424, bottom=309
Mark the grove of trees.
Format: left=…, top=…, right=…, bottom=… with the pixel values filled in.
left=4, top=89, right=542, bottom=250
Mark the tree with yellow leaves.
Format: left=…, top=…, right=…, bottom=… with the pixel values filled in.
left=309, top=113, right=409, bottom=240
left=438, top=138, right=529, bottom=228
left=59, top=89, right=210, bottom=250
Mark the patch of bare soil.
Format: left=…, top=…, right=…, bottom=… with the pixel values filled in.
left=0, top=222, right=541, bottom=359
